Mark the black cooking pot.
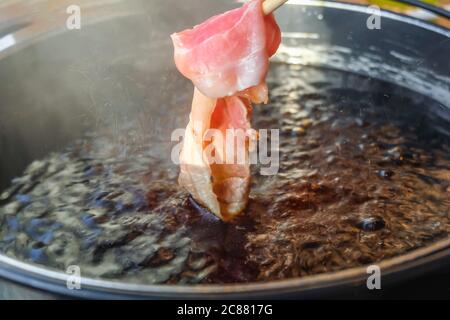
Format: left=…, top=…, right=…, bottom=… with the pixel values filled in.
left=0, top=0, right=449, bottom=299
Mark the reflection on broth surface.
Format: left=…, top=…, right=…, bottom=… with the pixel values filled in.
left=0, top=65, right=449, bottom=284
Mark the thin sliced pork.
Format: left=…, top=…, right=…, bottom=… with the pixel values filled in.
left=172, top=0, right=281, bottom=221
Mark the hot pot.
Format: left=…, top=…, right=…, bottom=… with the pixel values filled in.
left=0, top=0, right=449, bottom=299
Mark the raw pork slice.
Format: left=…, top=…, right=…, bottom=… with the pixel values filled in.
left=178, top=88, right=255, bottom=220
left=171, top=0, right=281, bottom=98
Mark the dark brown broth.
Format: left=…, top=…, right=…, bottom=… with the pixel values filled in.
left=0, top=64, right=449, bottom=284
